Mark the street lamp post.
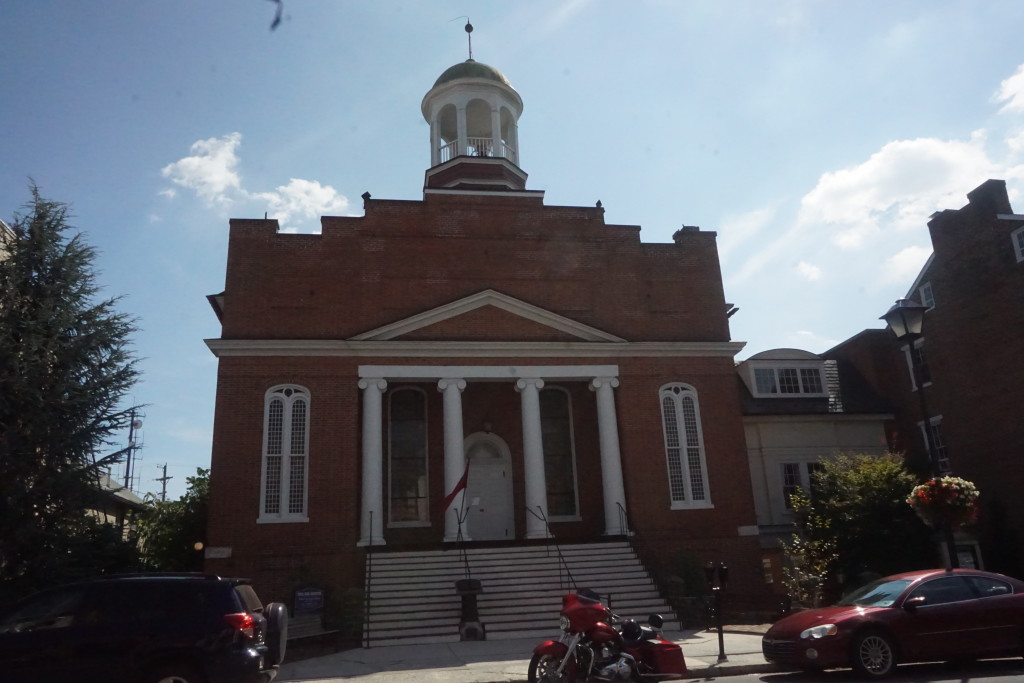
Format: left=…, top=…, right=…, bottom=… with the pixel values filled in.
left=703, top=563, right=729, bottom=663
left=880, top=298, right=958, bottom=569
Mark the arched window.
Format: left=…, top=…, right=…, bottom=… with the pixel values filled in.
left=659, top=383, right=712, bottom=509
left=259, top=385, right=310, bottom=522
left=541, top=387, right=579, bottom=519
left=388, top=387, right=429, bottom=526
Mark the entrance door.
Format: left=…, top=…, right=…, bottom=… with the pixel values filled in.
left=464, top=434, right=515, bottom=541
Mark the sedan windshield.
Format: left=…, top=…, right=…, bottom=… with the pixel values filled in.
left=836, top=579, right=913, bottom=607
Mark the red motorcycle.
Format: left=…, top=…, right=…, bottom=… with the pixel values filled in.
left=528, top=589, right=687, bottom=682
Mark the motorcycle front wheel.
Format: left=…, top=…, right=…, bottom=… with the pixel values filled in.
left=528, top=652, right=572, bottom=683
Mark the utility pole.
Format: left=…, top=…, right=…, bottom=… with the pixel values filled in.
left=155, top=463, right=173, bottom=502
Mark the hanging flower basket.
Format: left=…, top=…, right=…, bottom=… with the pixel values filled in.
left=907, top=477, right=979, bottom=527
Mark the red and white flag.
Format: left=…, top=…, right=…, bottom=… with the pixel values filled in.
left=440, top=461, right=470, bottom=512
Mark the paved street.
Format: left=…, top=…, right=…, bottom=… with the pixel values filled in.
left=278, top=625, right=777, bottom=682
left=726, top=658, right=1024, bottom=682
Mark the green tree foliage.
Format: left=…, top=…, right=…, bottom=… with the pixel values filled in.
left=783, top=454, right=936, bottom=605
left=137, top=469, right=209, bottom=571
left=781, top=488, right=838, bottom=609
left=0, top=187, right=142, bottom=604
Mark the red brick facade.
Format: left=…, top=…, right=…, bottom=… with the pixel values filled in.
left=204, top=56, right=770, bottom=614
left=204, top=189, right=767, bottom=607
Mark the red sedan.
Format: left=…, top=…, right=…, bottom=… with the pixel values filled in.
left=762, top=568, right=1024, bottom=678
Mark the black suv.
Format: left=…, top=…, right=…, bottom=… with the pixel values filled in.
left=0, top=573, right=287, bottom=683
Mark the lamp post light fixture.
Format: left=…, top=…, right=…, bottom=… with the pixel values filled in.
left=880, top=298, right=959, bottom=569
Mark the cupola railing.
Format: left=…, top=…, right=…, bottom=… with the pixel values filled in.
left=438, top=139, right=518, bottom=165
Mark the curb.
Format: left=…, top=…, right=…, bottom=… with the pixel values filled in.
left=696, top=662, right=790, bottom=677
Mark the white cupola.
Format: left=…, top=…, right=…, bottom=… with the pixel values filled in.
left=421, top=56, right=527, bottom=192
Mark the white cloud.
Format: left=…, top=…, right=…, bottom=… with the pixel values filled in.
left=796, top=261, right=821, bottom=281
left=880, top=245, right=932, bottom=286
left=541, top=0, right=590, bottom=34
left=798, top=135, right=997, bottom=249
left=995, top=64, right=1024, bottom=114
left=1006, top=129, right=1024, bottom=156
left=718, top=205, right=777, bottom=261
left=252, top=178, right=349, bottom=233
left=161, top=132, right=243, bottom=206
left=792, top=330, right=839, bottom=353
left=161, top=133, right=351, bottom=232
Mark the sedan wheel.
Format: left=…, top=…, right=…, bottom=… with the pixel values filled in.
left=851, top=631, right=897, bottom=678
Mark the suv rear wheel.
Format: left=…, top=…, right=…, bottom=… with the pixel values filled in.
left=145, top=663, right=206, bottom=683
left=265, top=601, right=289, bottom=666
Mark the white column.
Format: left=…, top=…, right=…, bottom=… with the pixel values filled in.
left=510, top=120, right=520, bottom=165
left=591, top=377, right=628, bottom=536
left=490, top=106, right=502, bottom=158
left=517, top=378, right=551, bottom=539
left=429, top=117, right=441, bottom=166
left=357, top=378, right=387, bottom=547
left=438, top=378, right=469, bottom=542
left=456, top=106, right=467, bottom=157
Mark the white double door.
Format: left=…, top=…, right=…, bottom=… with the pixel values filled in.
left=463, top=434, right=515, bottom=541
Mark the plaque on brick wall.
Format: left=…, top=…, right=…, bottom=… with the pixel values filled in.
left=294, top=587, right=325, bottom=615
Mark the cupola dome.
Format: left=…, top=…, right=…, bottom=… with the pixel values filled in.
left=421, top=57, right=527, bottom=192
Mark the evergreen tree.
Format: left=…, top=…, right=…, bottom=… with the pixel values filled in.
left=0, top=186, right=142, bottom=604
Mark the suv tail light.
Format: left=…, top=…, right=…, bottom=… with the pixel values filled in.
left=223, top=612, right=256, bottom=639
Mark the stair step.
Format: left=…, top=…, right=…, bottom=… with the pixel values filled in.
left=363, top=540, right=678, bottom=645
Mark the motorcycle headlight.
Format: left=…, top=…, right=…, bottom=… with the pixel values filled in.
left=560, top=616, right=570, bottom=632
left=800, top=624, right=838, bottom=639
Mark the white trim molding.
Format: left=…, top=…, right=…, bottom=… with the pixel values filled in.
left=350, top=289, right=625, bottom=343
left=206, top=339, right=746, bottom=359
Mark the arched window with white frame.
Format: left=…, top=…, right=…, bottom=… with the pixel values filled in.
left=259, top=385, right=310, bottom=523
left=659, top=383, right=712, bottom=509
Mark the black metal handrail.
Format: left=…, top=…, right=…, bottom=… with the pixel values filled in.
left=615, top=501, right=631, bottom=537
left=526, top=505, right=577, bottom=592
left=363, top=511, right=373, bottom=648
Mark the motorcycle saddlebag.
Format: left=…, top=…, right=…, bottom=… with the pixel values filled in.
left=649, top=639, right=687, bottom=675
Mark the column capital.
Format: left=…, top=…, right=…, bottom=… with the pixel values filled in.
left=358, top=378, right=388, bottom=392
left=589, top=377, right=620, bottom=391
left=437, top=378, right=467, bottom=393
left=515, top=378, right=545, bottom=392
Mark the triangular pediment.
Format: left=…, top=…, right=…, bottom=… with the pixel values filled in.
left=350, top=289, right=625, bottom=343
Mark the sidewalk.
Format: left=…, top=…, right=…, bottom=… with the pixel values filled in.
left=277, top=625, right=785, bottom=682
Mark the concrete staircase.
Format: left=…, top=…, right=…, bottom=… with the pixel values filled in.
left=363, top=540, right=678, bottom=645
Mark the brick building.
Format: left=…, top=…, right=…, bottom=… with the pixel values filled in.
left=827, top=179, right=1024, bottom=576
left=204, top=57, right=767, bottom=621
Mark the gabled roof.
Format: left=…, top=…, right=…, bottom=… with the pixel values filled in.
left=349, top=289, right=626, bottom=343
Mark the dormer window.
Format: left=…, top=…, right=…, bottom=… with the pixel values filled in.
left=752, top=365, right=826, bottom=397
left=919, top=282, right=935, bottom=309
left=1013, top=226, right=1024, bottom=263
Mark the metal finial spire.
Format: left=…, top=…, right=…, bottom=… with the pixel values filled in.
left=465, top=19, right=473, bottom=60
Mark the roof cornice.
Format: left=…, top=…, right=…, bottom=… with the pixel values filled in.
left=205, top=339, right=746, bottom=359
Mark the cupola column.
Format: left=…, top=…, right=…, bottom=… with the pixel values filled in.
left=455, top=106, right=468, bottom=159
left=490, top=106, right=502, bottom=158
left=430, top=119, right=442, bottom=166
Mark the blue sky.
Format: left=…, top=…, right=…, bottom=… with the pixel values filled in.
left=4, top=1, right=1024, bottom=500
